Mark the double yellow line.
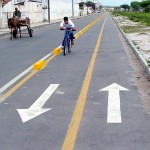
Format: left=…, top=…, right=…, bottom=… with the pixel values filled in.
left=0, top=15, right=103, bottom=103
left=61, top=17, right=107, bottom=150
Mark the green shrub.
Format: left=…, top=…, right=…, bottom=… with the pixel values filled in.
left=145, top=7, right=150, bottom=12
left=147, top=59, right=150, bottom=67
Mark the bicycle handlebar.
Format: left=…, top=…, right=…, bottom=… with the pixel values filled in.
left=65, top=28, right=72, bottom=31
left=60, top=28, right=73, bottom=31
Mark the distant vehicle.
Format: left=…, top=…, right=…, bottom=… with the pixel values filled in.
left=102, top=8, right=106, bottom=12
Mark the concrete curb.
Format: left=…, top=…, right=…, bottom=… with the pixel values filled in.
left=111, top=15, right=150, bottom=79
left=52, top=46, right=62, bottom=55
left=33, top=60, right=46, bottom=70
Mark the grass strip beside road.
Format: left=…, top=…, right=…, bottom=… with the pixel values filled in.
left=113, top=11, right=150, bottom=26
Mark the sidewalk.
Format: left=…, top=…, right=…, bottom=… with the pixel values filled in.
left=0, top=14, right=92, bottom=36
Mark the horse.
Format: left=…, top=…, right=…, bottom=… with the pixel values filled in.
left=7, top=18, right=22, bottom=39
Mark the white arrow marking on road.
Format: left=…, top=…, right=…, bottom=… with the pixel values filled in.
left=100, top=83, right=129, bottom=123
left=17, top=84, right=59, bottom=123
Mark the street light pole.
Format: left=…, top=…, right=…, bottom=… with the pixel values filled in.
left=0, top=2, right=2, bottom=28
left=47, top=0, right=50, bottom=22
left=72, top=0, right=74, bottom=18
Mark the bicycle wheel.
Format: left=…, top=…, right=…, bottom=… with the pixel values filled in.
left=63, top=39, right=67, bottom=56
left=68, top=39, right=71, bottom=53
left=28, top=26, right=33, bottom=37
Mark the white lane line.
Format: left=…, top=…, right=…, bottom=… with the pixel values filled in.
left=0, top=66, right=32, bottom=94
left=0, top=52, right=52, bottom=94
left=41, top=52, right=52, bottom=60
left=17, top=84, right=59, bottom=123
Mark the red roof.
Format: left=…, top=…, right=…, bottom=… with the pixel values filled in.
left=0, top=0, right=11, bottom=5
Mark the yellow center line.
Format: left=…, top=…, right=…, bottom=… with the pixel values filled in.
left=61, top=16, right=107, bottom=150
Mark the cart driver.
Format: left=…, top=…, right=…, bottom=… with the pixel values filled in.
left=13, top=8, right=21, bottom=18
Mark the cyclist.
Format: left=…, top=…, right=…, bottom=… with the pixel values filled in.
left=60, top=16, right=76, bottom=45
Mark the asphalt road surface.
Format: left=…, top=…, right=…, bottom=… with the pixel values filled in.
left=0, top=13, right=150, bottom=150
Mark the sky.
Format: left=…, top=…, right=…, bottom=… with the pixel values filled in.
left=99, top=0, right=142, bottom=6
left=76, top=0, right=142, bottom=6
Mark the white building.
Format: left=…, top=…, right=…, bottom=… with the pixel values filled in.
left=0, top=2, right=2, bottom=28
left=43, top=0, right=79, bottom=21
left=0, top=0, right=80, bottom=28
left=77, top=0, right=102, bottom=15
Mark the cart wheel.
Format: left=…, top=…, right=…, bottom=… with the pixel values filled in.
left=10, top=32, right=12, bottom=40
left=13, top=29, right=17, bottom=39
left=28, top=27, right=33, bottom=37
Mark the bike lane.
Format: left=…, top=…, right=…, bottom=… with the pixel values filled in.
left=74, top=14, right=150, bottom=150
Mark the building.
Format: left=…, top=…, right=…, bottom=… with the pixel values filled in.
left=0, top=2, right=2, bottom=28
left=0, top=0, right=79, bottom=28
left=77, top=0, right=102, bottom=14
left=0, top=0, right=11, bottom=28
left=43, top=0, right=79, bottom=21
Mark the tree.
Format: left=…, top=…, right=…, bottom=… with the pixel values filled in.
left=141, top=0, right=150, bottom=12
left=120, top=4, right=130, bottom=11
left=141, top=0, right=150, bottom=8
left=85, top=1, right=95, bottom=10
left=79, top=2, right=85, bottom=10
left=130, top=1, right=141, bottom=11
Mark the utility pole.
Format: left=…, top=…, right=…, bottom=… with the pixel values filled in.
left=47, top=0, right=50, bottom=22
left=72, top=0, right=74, bottom=18
left=0, top=2, right=2, bottom=28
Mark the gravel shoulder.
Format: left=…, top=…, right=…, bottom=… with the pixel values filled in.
left=112, top=15, right=150, bottom=78
left=112, top=15, right=150, bottom=114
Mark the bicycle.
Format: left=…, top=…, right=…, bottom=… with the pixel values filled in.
left=62, top=29, right=72, bottom=56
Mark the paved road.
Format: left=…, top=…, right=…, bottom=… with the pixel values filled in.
left=0, top=13, right=150, bottom=150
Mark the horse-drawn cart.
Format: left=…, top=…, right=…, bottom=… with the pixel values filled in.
left=8, top=17, right=33, bottom=39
